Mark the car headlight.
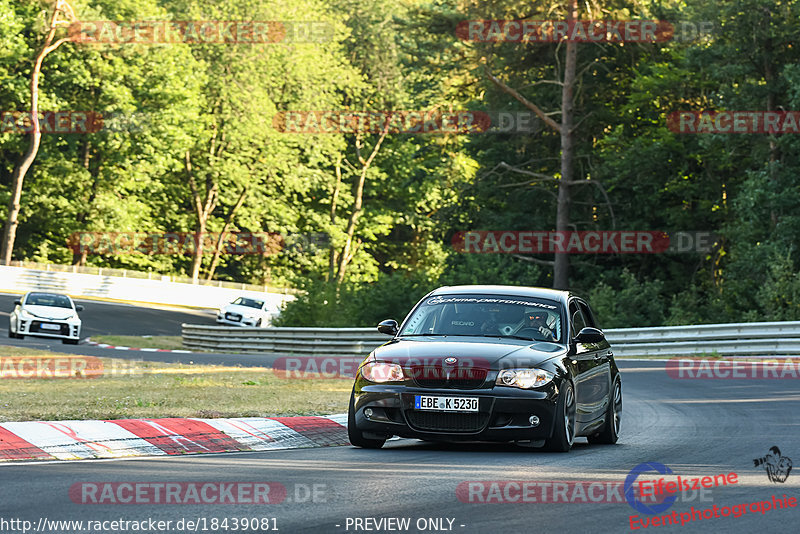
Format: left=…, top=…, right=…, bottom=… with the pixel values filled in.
left=360, top=361, right=405, bottom=383
left=19, top=309, right=33, bottom=319
left=496, top=368, right=554, bottom=389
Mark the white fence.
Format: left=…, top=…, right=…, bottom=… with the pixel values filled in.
left=181, top=321, right=800, bottom=358
left=0, top=265, right=295, bottom=310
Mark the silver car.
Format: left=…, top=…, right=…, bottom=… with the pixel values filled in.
left=9, top=292, right=84, bottom=344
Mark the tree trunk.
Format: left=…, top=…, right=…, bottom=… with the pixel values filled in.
left=205, top=187, right=247, bottom=281
left=185, top=151, right=217, bottom=283
left=190, top=220, right=206, bottom=282
left=72, top=139, right=100, bottom=266
left=335, top=130, right=388, bottom=284
left=1, top=0, right=75, bottom=264
left=484, top=0, right=580, bottom=290
left=336, top=166, right=367, bottom=284
left=554, top=0, right=578, bottom=290
left=328, top=158, right=342, bottom=281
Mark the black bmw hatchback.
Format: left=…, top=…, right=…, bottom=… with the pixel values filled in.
left=348, top=285, right=622, bottom=452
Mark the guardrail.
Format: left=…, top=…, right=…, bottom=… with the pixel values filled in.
left=181, top=321, right=800, bottom=358
left=182, top=326, right=387, bottom=355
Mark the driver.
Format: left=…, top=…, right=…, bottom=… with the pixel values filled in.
left=525, top=311, right=556, bottom=341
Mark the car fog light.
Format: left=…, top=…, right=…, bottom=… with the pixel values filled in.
left=529, top=415, right=540, bottom=427
left=364, top=408, right=374, bottom=419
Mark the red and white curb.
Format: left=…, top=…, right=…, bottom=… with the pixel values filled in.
left=83, top=338, right=193, bottom=353
left=0, top=414, right=347, bottom=462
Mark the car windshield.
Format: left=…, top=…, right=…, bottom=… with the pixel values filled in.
left=399, top=294, right=562, bottom=343
left=232, top=297, right=264, bottom=309
left=25, top=293, right=73, bottom=308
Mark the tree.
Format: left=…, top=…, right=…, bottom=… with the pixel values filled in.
left=1, top=0, right=76, bottom=264
left=168, top=0, right=358, bottom=283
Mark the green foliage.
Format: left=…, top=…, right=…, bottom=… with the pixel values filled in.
left=275, top=273, right=435, bottom=327
left=4, top=0, right=800, bottom=328
left=588, top=271, right=666, bottom=328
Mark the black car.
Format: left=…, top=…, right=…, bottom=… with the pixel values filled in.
left=347, top=285, right=622, bottom=452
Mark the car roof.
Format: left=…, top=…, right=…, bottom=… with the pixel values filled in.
left=428, top=285, right=573, bottom=305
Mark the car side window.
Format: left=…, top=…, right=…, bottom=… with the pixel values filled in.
left=569, top=302, right=587, bottom=338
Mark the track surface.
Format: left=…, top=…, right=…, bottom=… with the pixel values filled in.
left=0, top=293, right=216, bottom=337
left=0, top=293, right=272, bottom=365
left=1, top=360, right=798, bottom=533
left=1, top=296, right=798, bottom=532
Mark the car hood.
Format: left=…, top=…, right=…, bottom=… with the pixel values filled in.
left=22, top=305, right=76, bottom=320
left=372, top=337, right=566, bottom=369
left=222, top=304, right=265, bottom=315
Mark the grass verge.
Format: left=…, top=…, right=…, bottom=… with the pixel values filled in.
left=0, top=346, right=350, bottom=422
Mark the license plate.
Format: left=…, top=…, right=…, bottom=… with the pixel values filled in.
left=40, top=323, right=61, bottom=331
left=225, top=313, right=241, bottom=321
left=414, top=395, right=479, bottom=412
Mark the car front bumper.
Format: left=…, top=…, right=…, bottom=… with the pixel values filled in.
left=352, top=382, right=561, bottom=442
left=16, top=319, right=81, bottom=340
left=216, top=316, right=262, bottom=327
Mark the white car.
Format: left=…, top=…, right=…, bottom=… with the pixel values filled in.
left=9, top=292, right=83, bottom=344
left=217, top=297, right=279, bottom=327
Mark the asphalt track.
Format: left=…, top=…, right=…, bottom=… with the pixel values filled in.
left=1, top=296, right=798, bottom=532
left=0, top=293, right=217, bottom=337
left=0, top=293, right=274, bottom=365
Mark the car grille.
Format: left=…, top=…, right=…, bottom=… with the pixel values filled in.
left=410, top=366, right=488, bottom=389
left=406, top=411, right=490, bottom=433
left=30, top=321, right=69, bottom=335
left=225, top=312, right=242, bottom=322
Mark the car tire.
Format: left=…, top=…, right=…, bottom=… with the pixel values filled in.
left=256, top=319, right=262, bottom=327
left=9, top=325, right=23, bottom=339
left=588, top=377, right=621, bottom=445
left=347, top=391, right=386, bottom=449
left=62, top=338, right=79, bottom=345
left=544, top=380, right=576, bottom=452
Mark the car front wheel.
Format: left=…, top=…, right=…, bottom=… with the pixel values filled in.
left=347, top=391, right=386, bottom=449
left=8, top=324, right=22, bottom=339
left=544, top=380, right=576, bottom=452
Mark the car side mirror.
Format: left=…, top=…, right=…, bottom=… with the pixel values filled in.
left=14, top=299, right=21, bottom=306
left=377, top=319, right=399, bottom=336
left=574, top=327, right=605, bottom=344
left=75, top=305, right=84, bottom=312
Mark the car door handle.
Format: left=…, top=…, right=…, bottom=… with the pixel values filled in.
left=593, top=354, right=603, bottom=360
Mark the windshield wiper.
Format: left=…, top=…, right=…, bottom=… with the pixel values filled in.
left=480, top=334, right=538, bottom=341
